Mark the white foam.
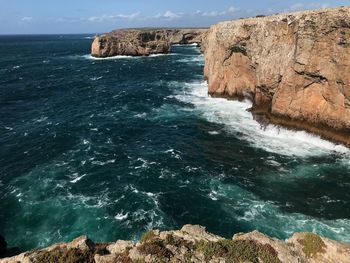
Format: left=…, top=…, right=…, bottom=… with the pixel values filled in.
left=90, top=76, right=103, bottom=81
left=83, top=54, right=135, bottom=60
left=91, top=159, right=116, bottom=166
left=177, top=55, right=204, bottom=64
left=173, top=81, right=349, bottom=157
left=70, top=173, right=87, bottom=183
left=115, top=212, right=129, bottom=221
left=164, top=149, right=182, bottom=160
left=172, top=43, right=198, bottom=47
left=82, top=53, right=175, bottom=61
left=148, top=53, right=175, bottom=57
left=209, top=179, right=350, bottom=242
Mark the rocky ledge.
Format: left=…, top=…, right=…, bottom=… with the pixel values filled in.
left=91, top=28, right=208, bottom=57
left=1, top=225, right=349, bottom=263
left=203, top=7, right=350, bottom=145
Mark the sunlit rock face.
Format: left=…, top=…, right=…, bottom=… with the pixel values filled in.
left=1, top=225, right=350, bottom=263
left=203, top=7, right=350, bottom=145
left=91, top=28, right=208, bottom=57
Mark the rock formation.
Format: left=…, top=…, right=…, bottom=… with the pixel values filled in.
left=91, top=28, right=208, bottom=57
left=1, top=225, right=349, bottom=263
left=203, top=7, right=350, bottom=145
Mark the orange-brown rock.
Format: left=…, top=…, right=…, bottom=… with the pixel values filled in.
left=203, top=7, right=350, bottom=145
left=91, top=28, right=208, bottom=57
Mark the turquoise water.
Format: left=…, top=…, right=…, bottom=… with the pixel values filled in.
left=0, top=35, right=349, bottom=250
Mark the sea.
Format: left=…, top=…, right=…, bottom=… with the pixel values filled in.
left=0, top=35, right=349, bottom=250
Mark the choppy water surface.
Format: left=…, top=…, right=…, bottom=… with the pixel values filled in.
left=0, top=35, right=349, bottom=250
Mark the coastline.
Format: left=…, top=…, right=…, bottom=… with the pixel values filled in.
left=1, top=225, right=349, bottom=262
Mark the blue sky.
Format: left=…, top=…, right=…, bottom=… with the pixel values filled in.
left=1, top=0, right=350, bottom=34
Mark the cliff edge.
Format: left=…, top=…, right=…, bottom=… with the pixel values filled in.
left=91, top=28, right=208, bottom=57
left=203, top=7, right=350, bottom=145
left=1, top=225, right=349, bottom=262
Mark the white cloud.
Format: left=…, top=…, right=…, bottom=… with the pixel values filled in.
left=228, top=6, right=239, bottom=13
left=164, top=11, right=180, bottom=19
left=88, top=12, right=141, bottom=22
left=20, top=16, right=33, bottom=22
left=192, top=6, right=240, bottom=17
left=154, top=10, right=182, bottom=20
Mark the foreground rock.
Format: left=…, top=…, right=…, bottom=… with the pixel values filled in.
left=1, top=225, right=349, bottom=262
left=203, top=7, right=350, bottom=145
left=91, top=28, right=208, bottom=57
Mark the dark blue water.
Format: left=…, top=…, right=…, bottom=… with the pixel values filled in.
left=0, top=35, right=350, bottom=250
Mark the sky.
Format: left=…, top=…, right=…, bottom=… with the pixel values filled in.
left=1, top=0, right=350, bottom=34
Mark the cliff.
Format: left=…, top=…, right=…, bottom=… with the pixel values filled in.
left=91, top=28, right=208, bottom=57
left=1, top=225, right=349, bottom=263
left=203, top=7, right=350, bottom=145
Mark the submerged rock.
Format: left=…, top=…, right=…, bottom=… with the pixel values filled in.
left=91, top=28, right=208, bottom=57
left=203, top=7, right=350, bottom=145
left=1, top=225, right=349, bottom=262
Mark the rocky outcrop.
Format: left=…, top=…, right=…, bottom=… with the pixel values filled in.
left=203, top=7, right=350, bottom=145
left=91, top=28, right=208, bottom=57
left=1, top=225, right=349, bottom=262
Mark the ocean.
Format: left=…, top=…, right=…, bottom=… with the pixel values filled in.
left=0, top=35, right=349, bottom=250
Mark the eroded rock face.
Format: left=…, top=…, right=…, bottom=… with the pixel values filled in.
left=91, top=28, right=208, bottom=57
left=203, top=7, right=350, bottom=145
left=1, top=225, right=349, bottom=263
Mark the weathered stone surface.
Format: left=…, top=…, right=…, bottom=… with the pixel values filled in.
left=91, top=28, right=208, bottom=57
left=106, top=240, right=133, bottom=254
left=67, top=235, right=95, bottom=250
left=1, top=225, right=349, bottom=263
left=289, top=232, right=350, bottom=263
left=203, top=7, right=350, bottom=145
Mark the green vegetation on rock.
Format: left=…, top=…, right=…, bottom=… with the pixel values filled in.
left=196, top=239, right=281, bottom=263
left=35, top=248, right=95, bottom=263
left=138, top=239, right=173, bottom=259
left=140, top=230, right=157, bottom=244
left=298, top=233, right=326, bottom=259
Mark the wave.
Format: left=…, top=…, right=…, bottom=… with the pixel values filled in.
left=72, top=53, right=177, bottom=61
left=82, top=54, right=135, bottom=60
left=148, top=53, right=177, bottom=57
left=70, top=173, right=87, bottom=184
left=208, top=179, right=350, bottom=242
left=90, top=76, right=103, bottom=81
left=172, top=81, right=349, bottom=157
left=172, top=43, right=198, bottom=47
left=177, top=55, right=204, bottom=64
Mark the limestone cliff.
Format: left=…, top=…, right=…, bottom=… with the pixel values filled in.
left=203, top=7, right=350, bottom=145
left=1, top=225, right=349, bottom=263
left=91, top=28, right=208, bottom=57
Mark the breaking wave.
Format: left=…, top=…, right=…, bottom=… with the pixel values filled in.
left=173, top=81, right=349, bottom=157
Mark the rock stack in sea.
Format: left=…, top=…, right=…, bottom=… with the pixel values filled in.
left=91, top=28, right=208, bottom=57
left=203, top=7, right=350, bottom=145
left=1, top=225, right=349, bottom=262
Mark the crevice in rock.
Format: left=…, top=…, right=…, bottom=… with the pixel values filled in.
left=223, top=44, right=248, bottom=63
left=295, top=70, right=328, bottom=85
